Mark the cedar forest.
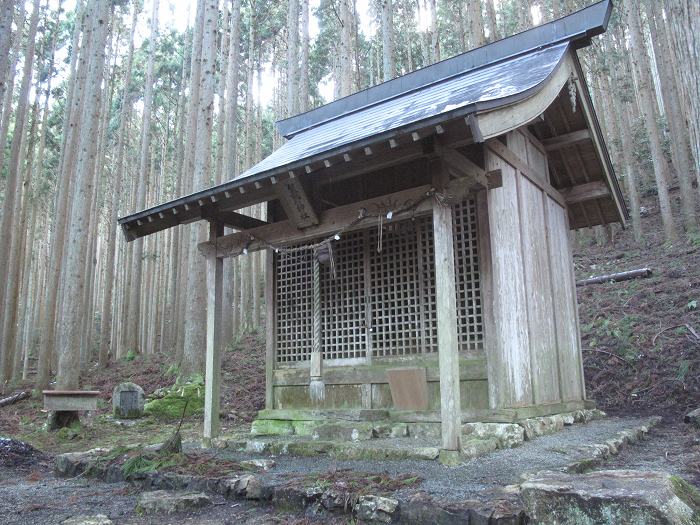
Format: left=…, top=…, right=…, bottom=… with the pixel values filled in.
left=0, top=0, right=698, bottom=393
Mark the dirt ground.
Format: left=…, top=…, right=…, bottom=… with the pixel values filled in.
left=0, top=193, right=699, bottom=523
left=575, top=190, right=700, bottom=416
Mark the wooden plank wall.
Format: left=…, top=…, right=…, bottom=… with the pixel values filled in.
left=484, top=128, right=584, bottom=409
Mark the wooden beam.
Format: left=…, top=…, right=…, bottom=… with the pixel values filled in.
left=203, top=221, right=224, bottom=444
left=542, top=129, right=591, bottom=151
left=202, top=183, right=434, bottom=258
left=431, top=159, right=461, bottom=453
left=200, top=177, right=478, bottom=259
left=562, top=180, right=610, bottom=204
left=208, top=210, right=269, bottom=230
left=441, top=146, right=488, bottom=185
left=275, top=177, right=319, bottom=228
left=485, top=139, right=567, bottom=208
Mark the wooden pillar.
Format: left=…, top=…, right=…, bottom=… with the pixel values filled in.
left=432, top=159, right=461, bottom=453
left=203, top=220, right=224, bottom=444
left=265, top=248, right=275, bottom=409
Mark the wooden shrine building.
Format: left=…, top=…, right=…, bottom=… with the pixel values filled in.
left=119, top=0, right=627, bottom=453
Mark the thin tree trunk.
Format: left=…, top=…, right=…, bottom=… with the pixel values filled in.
left=300, top=0, right=310, bottom=111
left=0, top=1, right=15, bottom=122
left=0, top=0, right=40, bottom=384
left=126, top=0, right=158, bottom=355
left=625, top=2, right=677, bottom=242
left=646, top=1, right=697, bottom=233
left=664, top=0, right=700, bottom=195
left=287, top=0, right=299, bottom=115
left=99, top=6, right=137, bottom=367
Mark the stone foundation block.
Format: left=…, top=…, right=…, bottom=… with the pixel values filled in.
left=521, top=470, right=700, bottom=524
left=462, top=423, right=525, bottom=449
left=250, top=419, right=294, bottom=436
left=135, top=490, right=211, bottom=514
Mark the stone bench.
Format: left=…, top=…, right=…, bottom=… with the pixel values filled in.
left=43, top=390, right=101, bottom=412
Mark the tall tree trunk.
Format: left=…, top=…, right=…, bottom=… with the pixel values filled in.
left=300, top=0, right=310, bottom=111
left=645, top=1, right=697, bottom=234
left=287, top=0, right=299, bottom=115
left=381, top=0, right=395, bottom=81
left=0, top=3, right=25, bottom=180
left=182, top=0, right=218, bottom=377
left=625, top=2, right=677, bottom=242
left=0, top=0, right=40, bottom=385
left=126, top=0, right=158, bottom=355
left=339, top=0, right=353, bottom=97
left=467, top=0, right=486, bottom=48
left=484, top=0, right=499, bottom=42
left=0, top=1, right=14, bottom=122
left=428, top=0, right=439, bottom=63
left=56, top=0, right=111, bottom=390
left=36, top=0, right=85, bottom=390
left=99, top=5, right=137, bottom=367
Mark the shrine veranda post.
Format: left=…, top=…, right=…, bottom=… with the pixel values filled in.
left=119, top=0, right=628, bottom=454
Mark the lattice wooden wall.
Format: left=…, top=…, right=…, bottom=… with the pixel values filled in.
left=320, top=230, right=367, bottom=361
left=274, top=198, right=483, bottom=364
left=453, top=198, right=483, bottom=353
left=369, top=219, right=426, bottom=357
left=275, top=249, right=313, bottom=363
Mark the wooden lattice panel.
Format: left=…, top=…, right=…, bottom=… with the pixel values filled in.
left=320, top=230, right=367, bottom=360
left=274, top=249, right=313, bottom=363
left=368, top=220, right=424, bottom=357
left=273, top=198, right=483, bottom=365
left=452, top=197, right=483, bottom=353
left=417, top=216, right=438, bottom=353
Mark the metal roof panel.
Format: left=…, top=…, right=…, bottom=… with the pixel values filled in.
left=239, top=43, right=568, bottom=180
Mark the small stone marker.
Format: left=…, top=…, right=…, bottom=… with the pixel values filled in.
left=112, top=382, right=145, bottom=419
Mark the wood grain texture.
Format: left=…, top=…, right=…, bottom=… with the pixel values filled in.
left=545, top=196, right=584, bottom=401
left=204, top=221, right=224, bottom=442
left=432, top=161, right=461, bottom=450
left=485, top=144, right=533, bottom=408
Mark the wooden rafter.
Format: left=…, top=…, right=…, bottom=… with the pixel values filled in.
left=542, top=129, right=591, bottom=151
left=275, top=177, right=319, bottom=229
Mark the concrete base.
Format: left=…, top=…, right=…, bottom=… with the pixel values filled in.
left=438, top=449, right=461, bottom=466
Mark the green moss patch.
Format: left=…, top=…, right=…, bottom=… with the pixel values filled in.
left=144, top=376, right=204, bottom=419
left=670, top=476, right=700, bottom=523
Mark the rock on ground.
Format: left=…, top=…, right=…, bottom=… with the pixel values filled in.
left=354, top=495, right=399, bottom=524
left=521, top=469, right=700, bottom=524
left=61, top=516, right=112, bottom=525
left=685, top=408, right=700, bottom=428
left=135, top=490, right=211, bottom=514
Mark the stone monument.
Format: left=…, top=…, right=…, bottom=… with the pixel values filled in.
left=112, top=382, right=145, bottom=419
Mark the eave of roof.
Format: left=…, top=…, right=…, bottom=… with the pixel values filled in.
left=118, top=0, right=615, bottom=239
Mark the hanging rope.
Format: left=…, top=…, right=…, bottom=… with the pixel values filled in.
left=236, top=187, right=447, bottom=259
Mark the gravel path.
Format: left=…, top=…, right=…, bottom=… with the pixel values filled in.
left=215, top=416, right=656, bottom=502
left=0, top=467, right=313, bottom=525
left=0, top=416, right=681, bottom=523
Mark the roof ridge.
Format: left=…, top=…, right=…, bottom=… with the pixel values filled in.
left=277, top=0, right=612, bottom=139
